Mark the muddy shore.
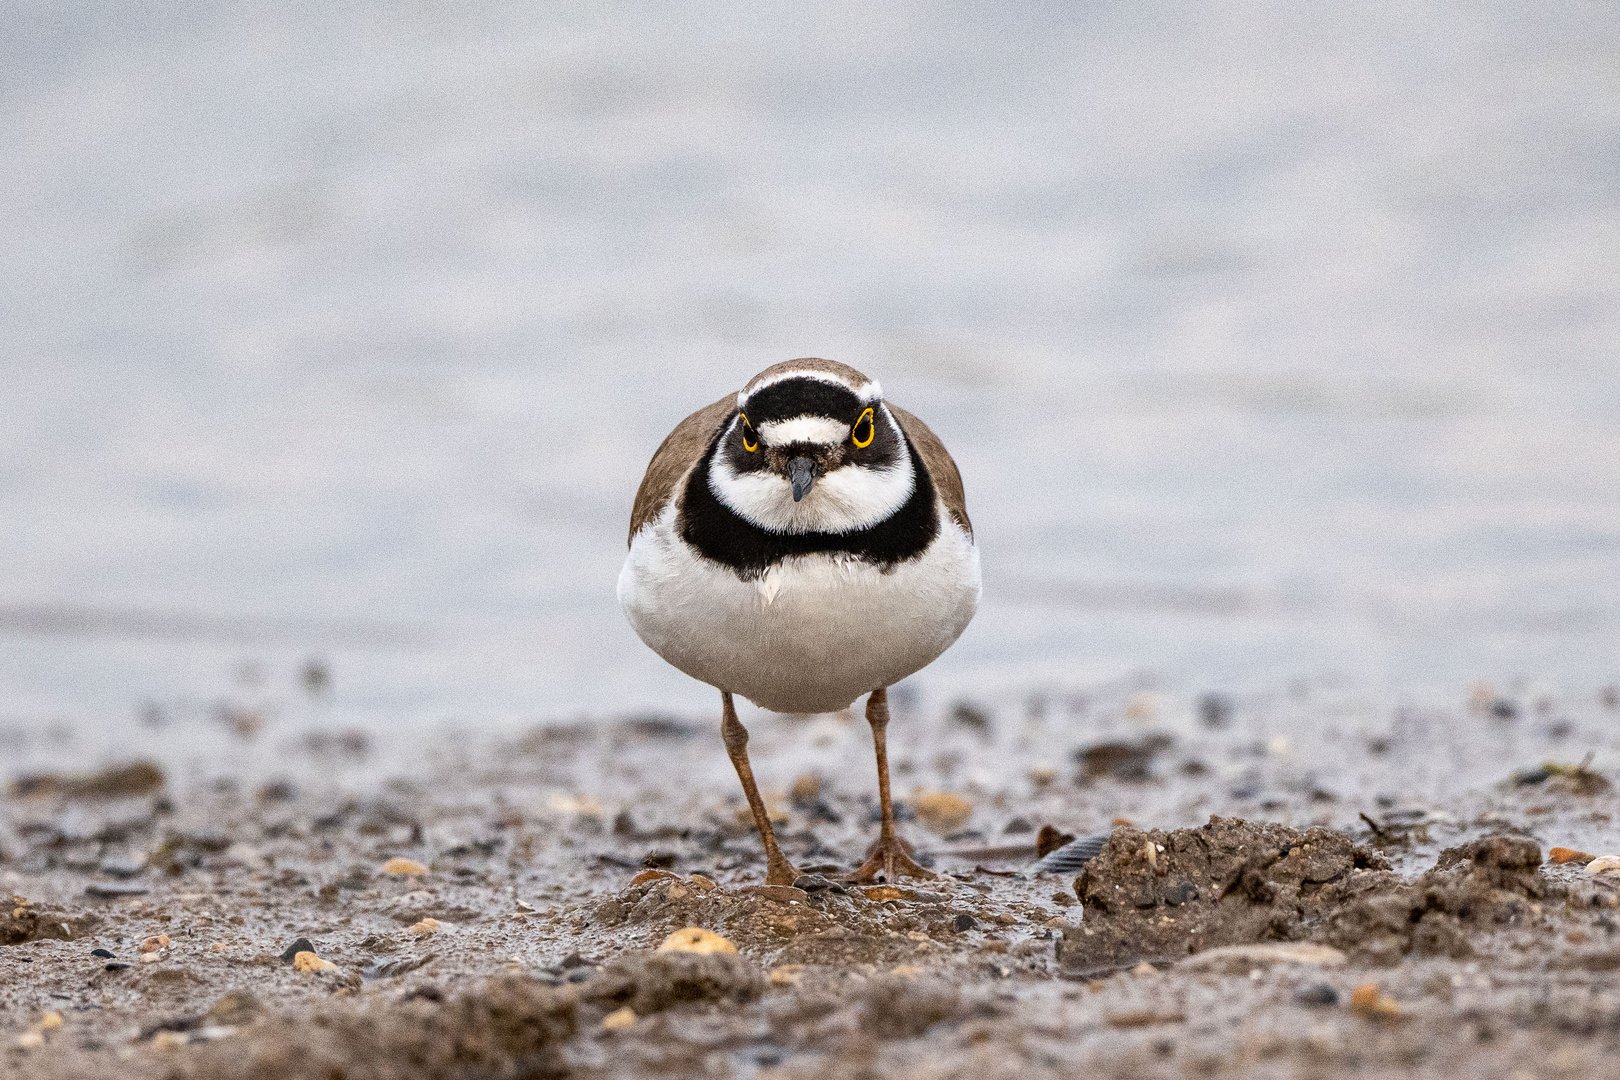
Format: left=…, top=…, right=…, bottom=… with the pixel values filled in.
left=4, top=687, right=1620, bottom=1079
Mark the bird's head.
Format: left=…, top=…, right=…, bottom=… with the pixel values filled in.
left=707, top=361, right=915, bottom=535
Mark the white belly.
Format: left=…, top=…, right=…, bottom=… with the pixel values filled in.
left=618, top=502, right=980, bottom=713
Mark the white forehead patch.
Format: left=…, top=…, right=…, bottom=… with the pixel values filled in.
left=737, top=371, right=882, bottom=407
left=757, top=415, right=849, bottom=446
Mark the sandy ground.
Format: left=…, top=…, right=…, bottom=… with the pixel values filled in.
left=4, top=689, right=1620, bottom=1079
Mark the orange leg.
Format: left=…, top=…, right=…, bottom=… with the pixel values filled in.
left=720, top=691, right=800, bottom=886
left=849, top=687, right=935, bottom=882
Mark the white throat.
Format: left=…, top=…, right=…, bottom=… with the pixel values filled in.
left=708, top=451, right=916, bottom=535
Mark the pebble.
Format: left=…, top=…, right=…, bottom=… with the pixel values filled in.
left=1296, top=984, right=1340, bottom=1007
left=600, top=1006, right=637, bottom=1031
left=657, top=927, right=737, bottom=955
left=630, top=869, right=679, bottom=886
left=914, top=791, right=973, bottom=834
left=1130, top=961, right=1159, bottom=978
left=410, top=917, right=440, bottom=937
left=1178, top=943, right=1347, bottom=973
left=1551, top=847, right=1596, bottom=865
left=769, top=964, right=805, bottom=987
left=790, top=774, right=821, bottom=803
left=292, top=950, right=340, bottom=974
left=952, top=913, right=980, bottom=932
left=279, top=938, right=317, bottom=963
left=380, top=857, right=429, bottom=877
left=91, top=948, right=115, bottom=959
left=1583, top=855, right=1620, bottom=877
left=139, top=934, right=171, bottom=953
left=39, top=1012, right=62, bottom=1030
left=689, top=874, right=718, bottom=892
left=85, top=882, right=148, bottom=898
left=14, top=1031, right=44, bottom=1050
left=890, top=964, right=922, bottom=978
left=1349, top=982, right=1400, bottom=1020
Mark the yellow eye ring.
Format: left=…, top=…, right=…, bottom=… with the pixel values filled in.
left=851, top=407, right=875, bottom=449
left=740, top=413, right=758, bottom=452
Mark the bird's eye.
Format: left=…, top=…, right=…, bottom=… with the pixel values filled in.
left=740, top=413, right=758, bottom=453
left=851, top=407, right=875, bottom=449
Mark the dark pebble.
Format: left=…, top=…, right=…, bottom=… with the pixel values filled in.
left=1489, top=698, right=1519, bottom=719
left=278, top=938, right=317, bottom=963
left=566, top=967, right=593, bottom=983
left=1199, top=693, right=1233, bottom=728
left=1002, top=817, right=1033, bottom=834
left=1163, top=882, right=1199, bottom=907
left=953, top=913, right=979, bottom=932
left=559, top=952, right=594, bottom=969
left=91, top=948, right=115, bottom=959
left=641, top=850, right=677, bottom=869
left=792, top=874, right=847, bottom=895
left=1295, top=984, right=1339, bottom=1007
left=85, top=882, right=148, bottom=898
left=105, top=962, right=132, bottom=972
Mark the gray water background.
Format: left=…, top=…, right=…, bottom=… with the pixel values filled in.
left=3, top=1, right=1619, bottom=776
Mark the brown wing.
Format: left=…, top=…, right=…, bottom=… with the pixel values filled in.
left=888, top=404, right=971, bottom=536
left=628, top=394, right=736, bottom=545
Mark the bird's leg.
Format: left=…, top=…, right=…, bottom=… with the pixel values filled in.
left=850, top=687, right=935, bottom=882
left=720, top=691, right=800, bottom=887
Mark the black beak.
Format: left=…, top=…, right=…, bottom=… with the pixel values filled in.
left=788, top=456, right=817, bottom=502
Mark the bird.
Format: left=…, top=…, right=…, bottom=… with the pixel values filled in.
left=618, top=358, right=979, bottom=884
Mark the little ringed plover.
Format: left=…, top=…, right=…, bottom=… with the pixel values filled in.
left=618, top=358, right=980, bottom=883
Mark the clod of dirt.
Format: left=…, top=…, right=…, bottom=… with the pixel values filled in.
left=1321, top=835, right=1549, bottom=964
left=580, top=950, right=765, bottom=1014
left=9, top=761, right=166, bottom=800
left=1059, top=816, right=1386, bottom=973
left=2, top=896, right=95, bottom=945
left=166, top=977, right=576, bottom=1080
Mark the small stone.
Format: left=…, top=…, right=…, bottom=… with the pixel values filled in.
left=211, top=942, right=228, bottom=952
left=1296, top=984, right=1340, bottom=1007
left=85, top=882, right=148, bottom=898
left=1179, top=943, right=1347, bottom=973
left=790, top=774, right=821, bottom=803
left=140, top=952, right=162, bottom=964
left=279, top=938, right=316, bottom=963
left=600, top=1006, right=637, bottom=1031
left=1028, top=766, right=1057, bottom=788
left=769, top=964, right=806, bottom=987
left=862, top=886, right=908, bottom=902
left=150, top=1031, right=188, bottom=1051
left=689, top=874, right=718, bottom=892
left=139, top=934, right=170, bottom=953
left=630, top=869, right=678, bottom=886
left=1130, top=961, right=1158, bottom=978
left=14, top=1031, right=44, bottom=1050
left=410, top=918, right=440, bottom=937
left=292, top=950, right=339, bottom=974
left=890, top=964, right=922, bottom=978
left=1551, top=847, right=1596, bottom=865
left=380, top=857, right=428, bottom=877
left=39, top=1012, right=63, bottom=1030
left=657, top=927, right=737, bottom=955
left=91, top=948, right=115, bottom=959
left=1584, top=855, right=1620, bottom=877
left=952, top=913, right=980, bottom=932
left=914, top=791, right=973, bottom=834
left=1349, top=982, right=1400, bottom=1019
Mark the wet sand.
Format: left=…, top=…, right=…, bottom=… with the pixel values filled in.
left=4, top=686, right=1620, bottom=1078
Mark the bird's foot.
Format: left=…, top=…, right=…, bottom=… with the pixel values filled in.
left=763, top=854, right=802, bottom=887
left=847, top=834, right=935, bottom=883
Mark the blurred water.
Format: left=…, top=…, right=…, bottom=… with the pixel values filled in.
left=3, top=1, right=1619, bottom=770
